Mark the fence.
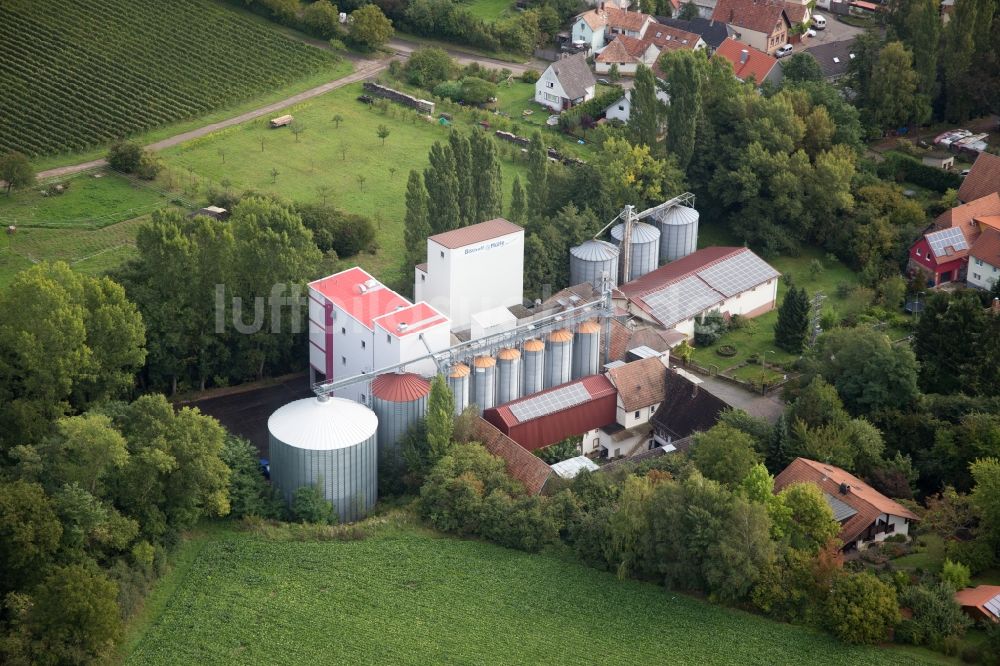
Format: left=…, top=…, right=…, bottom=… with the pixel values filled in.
left=362, top=82, right=435, bottom=115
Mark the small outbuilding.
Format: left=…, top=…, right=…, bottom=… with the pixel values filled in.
left=955, top=585, right=1000, bottom=623
left=550, top=455, right=600, bottom=479
left=922, top=151, right=955, bottom=171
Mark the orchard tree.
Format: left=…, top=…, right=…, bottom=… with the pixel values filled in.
left=0, top=151, right=35, bottom=194
left=377, top=124, right=391, bottom=145
left=349, top=4, right=393, bottom=51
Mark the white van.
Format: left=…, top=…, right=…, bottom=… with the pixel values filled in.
left=812, top=14, right=827, bottom=29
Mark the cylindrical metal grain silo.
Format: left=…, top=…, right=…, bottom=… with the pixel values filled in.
left=654, top=204, right=699, bottom=262
left=611, top=221, right=661, bottom=282
left=569, top=240, right=619, bottom=290
left=572, top=319, right=602, bottom=379
left=370, top=372, right=430, bottom=458
left=472, top=355, right=497, bottom=413
left=496, top=347, right=522, bottom=405
left=447, top=363, right=471, bottom=416
left=544, top=328, right=574, bottom=388
left=522, top=338, right=545, bottom=397
left=268, top=396, right=378, bottom=523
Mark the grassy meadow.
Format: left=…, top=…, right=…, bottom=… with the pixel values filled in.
left=122, top=519, right=944, bottom=666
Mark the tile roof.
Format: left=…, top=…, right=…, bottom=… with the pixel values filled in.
left=650, top=369, right=729, bottom=439
left=712, top=0, right=790, bottom=33
left=596, top=37, right=641, bottom=64
left=548, top=53, right=597, bottom=100
left=804, top=39, right=856, bottom=79
left=656, top=15, right=729, bottom=49
left=971, top=227, right=1000, bottom=267
left=958, top=152, right=1000, bottom=203
left=782, top=1, right=808, bottom=23
left=954, top=585, right=1000, bottom=620
left=605, top=7, right=654, bottom=32
left=472, top=417, right=552, bottom=495
left=605, top=355, right=669, bottom=411
left=773, top=458, right=919, bottom=546
left=934, top=192, right=1000, bottom=232
left=309, top=267, right=411, bottom=330
left=427, top=218, right=522, bottom=250
left=577, top=8, right=608, bottom=30
left=618, top=246, right=780, bottom=328
left=714, top=38, right=779, bottom=83
left=644, top=24, right=702, bottom=52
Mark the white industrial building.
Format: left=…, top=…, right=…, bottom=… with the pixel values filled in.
left=415, top=218, right=525, bottom=332
left=308, top=267, right=450, bottom=402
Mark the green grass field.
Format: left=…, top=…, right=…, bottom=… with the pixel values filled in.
left=0, top=0, right=340, bottom=157
left=123, top=520, right=943, bottom=665
left=160, top=82, right=534, bottom=284
left=461, top=0, right=514, bottom=21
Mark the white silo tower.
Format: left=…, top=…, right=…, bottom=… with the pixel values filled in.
left=472, top=355, right=497, bottom=412
left=572, top=319, right=601, bottom=379
left=611, top=221, right=660, bottom=282
left=544, top=328, right=574, bottom=388
left=496, top=348, right=522, bottom=405
left=447, top=363, right=471, bottom=416
left=655, top=204, right=699, bottom=262
left=569, top=240, right=619, bottom=289
left=268, top=396, right=378, bottom=523
left=521, top=338, right=545, bottom=397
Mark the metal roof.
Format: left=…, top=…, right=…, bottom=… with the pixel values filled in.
left=370, top=373, right=431, bottom=402
left=268, top=397, right=377, bottom=450
left=550, top=456, right=600, bottom=479
left=428, top=218, right=522, bottom=249
left=823, top=492, right=859, bottom=522
left=611, top=221, right=661, bottom=244
left=571, top=239, right=620, bottom=261
left=654, top=205, right=699, bottom=227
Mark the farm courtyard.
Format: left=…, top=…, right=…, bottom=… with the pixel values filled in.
left=121, top=519, right=944, bottom=666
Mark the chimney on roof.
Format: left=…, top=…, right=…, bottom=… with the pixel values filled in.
left=839, top=482, right=850, bottom=495
left=740, top=49, right=749, bottom=64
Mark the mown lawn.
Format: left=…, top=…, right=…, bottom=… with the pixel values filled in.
left=160, top=82, right=533, bottom=284
left=461, top=0, right=514, bottom=21
left=124, top=521, right=944, bottom=665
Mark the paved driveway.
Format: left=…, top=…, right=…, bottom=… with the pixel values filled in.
left=799, top=13, right=864, bottom=47
left=687, top=370, right=787, bottom=424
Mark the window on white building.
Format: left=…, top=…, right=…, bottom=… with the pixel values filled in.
left=546, top=81, right=554, bottom=89
left=649, top=406, right=655, bottom=415
left=976, top=258, right=984, bottom=266
left=440, top=250, right=444, bottom=258
left=361, top=340, right=366, bottom=349
left=386, top=334, right=391, bottom=343
left=974, top=273, right=982, bottom=280
left=361, top=393, right=366, bottom=403
left=341, top=356, right=346, bottom=365
left=618, top=105, right=625, bottom=110
left=341, top=326, right=346, bottom=335
left=544, top=92, right=559, bottom=103
left=634, top=410, right=640, bottom=419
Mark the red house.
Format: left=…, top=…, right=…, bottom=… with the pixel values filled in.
left=908, top=192, right=1000, bottom=287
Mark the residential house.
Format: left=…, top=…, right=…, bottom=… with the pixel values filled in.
left=644, top=23, right=707, bottom=54
left=603, top=87, right=671, bottom=123
left=908, top=192, right=1000, bottom=288
left=955, top=586, right=1000, bottom=623
left=472, top=417, right=552, bottom=494
left=571, top=7, right=609, bottom=52
left=650, top=367, right=729, bottom=448
left=656, top=15, right=730, bottom=52
left=714, top=38, right=783, bottom=85
left=615, top=246, right=780, bottom=340
left=773, top=457, right=920, bottom=552
left=782, top=0, right=812, bottom=27
left=595, top=35, right=660, bottom=75
left=585, top=355, right=670, bottom=457
left=534, top=53, right=597, bottom=112
left=969, top=227, right=1000, bottom=290
left=606, top=6, right=657, bottom=41
left=712, top=0, right=791, bottom=55
left=958, top=152, right=1000, bottom=203
left=803, top=38, right=856, bottom=81
left=571, top=6, right=656, bottom=53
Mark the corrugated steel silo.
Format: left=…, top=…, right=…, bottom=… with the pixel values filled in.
left=472, top=355, right=497, bottom=412
left=569, top=240, right=619, bottom=289
left=370, top=373, right=430, bottom=458
left=522, top=338, right=545, bottom=397
left=654, top=204, right=699, bottom=262
left=544, top=328, right=574, bottom=388
left=611, top=221, right=661, bottom=282
left=572, top=319, right=602, bottom=379
left=496, top=348, right=522, bottom=405
left=268, top=396, right=378, bottom=523
left=448, top=363, right=471, bottom=416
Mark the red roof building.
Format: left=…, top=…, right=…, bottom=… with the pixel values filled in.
left=774, top=458, right=920, bottom=552
left=714, top=38, right=782, bottom=85
left=958, top=152, right=1000, bottom=203
left=483, top=375, right=618, bottom=451
left=473, top=417, right=552, bottom=494
left=712, top=0, right=790, bottom=55
left=909, top=193, right=1000, bottom=288
left=955, top=585, right=1000, bottom=623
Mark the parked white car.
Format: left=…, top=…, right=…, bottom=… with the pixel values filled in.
left=776, top=44, right=794, bottom=58
left=805, top=28, right=817, bottom=38
left=812, top=14, right=827, bottom=29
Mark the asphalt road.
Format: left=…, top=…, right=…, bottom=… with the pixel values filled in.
left=35, top=38, right=548, bottom=182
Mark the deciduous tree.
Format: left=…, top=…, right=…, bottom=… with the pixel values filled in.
left=692, top=424, right=762, bottom=487
left=349, top=4, right=393, bottom=51
left=0, top=151, right=35, bottom=194
left=825, top=572, right=900, bottom=644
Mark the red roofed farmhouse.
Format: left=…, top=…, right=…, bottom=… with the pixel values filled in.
left=774, top=458, right=919, bottom=552
left=712, top=0, right=790, bottom=55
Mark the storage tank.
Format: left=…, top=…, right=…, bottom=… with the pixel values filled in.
left=544, top=328, right=574, bottom=388
left=654, top=204, right=699, bottom=262
left=572, top=319, right=602, bottom=379
left=370, top=373, right=430, bottom=458
left=472, top=355, right=497, bottom=412
left=522, top=338, right=545, bottom=397
left=496, top=348, right=522, bottom=405
left=569, top=240, right=619, bottom=289
left=448, top=363, right=471, bottom=416
left=268, top=396, right=377, bottom=523
left=611, top=221, right=661, bottom=282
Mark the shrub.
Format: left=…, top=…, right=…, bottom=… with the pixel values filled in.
left=940, top=558, right=971, bottom=591
left=877, top=152, right=962, bottom=193
left=716, top=345, right=737, bottom=357
left=404, top=47, right=455, bottom=88
left=693, top=310, right=726, bottom=347
left=520, top=69, right=540, bottom=83
left=898, top=582, right=971, bottom=649
left=534, top=437, right=579, bottom=464
left=295, top=202, right=376, bottom=257
left=292, top=481, right=334, bottom=524
left=107, top=140, right=145, bottom=173
left=825, top=572, right=900, bottom=645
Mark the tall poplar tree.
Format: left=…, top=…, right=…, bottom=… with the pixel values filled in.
left=449, top=132, right=474, bottom=226
left=901, top=0, right=941, bottom=100
left=424, top=141, right=461, bottom=232
left=630, top=65, right=662, bottom=153
left=526, top=131, right=548, bottom=221
left=509, top=175, right=526, bottom=226
left=661, top=50, right=703, bottom=173
left=404, top=170, right=431, bottom=268
left=470, top=131, right=503, bottom=222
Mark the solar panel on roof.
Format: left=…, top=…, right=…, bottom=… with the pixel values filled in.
left=697, top=251, right=780, bottom=298
left=823, top=492, right=858, bottom=523
left=641, top=275, right=722, bottom=327
left=508, top=383, right=591, bottom=422
left=927, top=227, right=969, bottom=257
left=986, top=594, right=1000, bottom=618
